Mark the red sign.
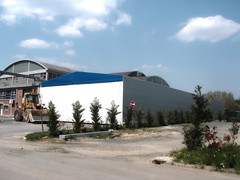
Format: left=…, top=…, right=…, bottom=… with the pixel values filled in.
left=130, top=101, right=135, bottom=107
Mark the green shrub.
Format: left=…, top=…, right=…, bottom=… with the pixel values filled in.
left=217, top=111, right=223, bottom=121
left=125, top=106, right=134, bottom=128
left=135, top=107, right=144, bottom=128
left=185, top=110, right=193, bottom=123
left=145, top=110, right=154, bottom=127
left=47, top=101, right=61, bottom=137
left=72, top=100, right=85, bottom=133
left=171, top=145, right=240, bottom=172
left=106, top=101, right=121, bottom=129
left=183, top=85, right=210, bottom=150
left=156, top=111, right=165, bottom=126
left=25, top=131, right=49, bottom=141
left=167, top=110, right=174, bottom=125
left=173, top=121, right=240, bottom=173
left=183, top=124, right=203, bottom=150
left=90, top=97, right=102, bottom=131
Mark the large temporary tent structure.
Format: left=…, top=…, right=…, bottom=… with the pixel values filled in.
left=40, top=71, right=124, bottom=123
left=40, top=71, right=197, bottom=124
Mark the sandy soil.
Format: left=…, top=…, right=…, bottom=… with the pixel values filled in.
left=1, top=119, right=240, bottom=180
left=38, top=121, right=240, bottom=163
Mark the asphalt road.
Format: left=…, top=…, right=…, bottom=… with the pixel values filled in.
left=0, top=118, right=239, bottom=180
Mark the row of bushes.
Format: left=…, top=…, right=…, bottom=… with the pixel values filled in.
left=47, top=87, right=218, bottom=136
left=47, top=98, right=217, bottom=136
left=124, top=107, right=214, bottom=129
left=47, top=98, right=121, bottom=137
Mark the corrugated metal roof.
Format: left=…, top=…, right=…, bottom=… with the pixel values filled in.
left=3, top=59, right=75, bottom=74
left=112, top=71, right=146, bottom=77
left=113, top=71, right=169, bottom=87
left=39, top=61, right=75, bottom=73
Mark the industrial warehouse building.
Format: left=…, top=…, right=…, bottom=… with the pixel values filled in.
left=40, top=71, right=210, bottom=124
left=1, top=59, right=223, bottom=123
left=0, top=59, right=74, bottom=116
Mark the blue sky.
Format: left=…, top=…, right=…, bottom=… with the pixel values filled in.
left=0, top=0, right=240, bottom=98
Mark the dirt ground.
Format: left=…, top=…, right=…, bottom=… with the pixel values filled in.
left=1, top=119, right=240, bottom=180
left=39, top=121, right=239, bottom=163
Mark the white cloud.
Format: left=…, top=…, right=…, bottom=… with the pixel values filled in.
left=56, top=18, right=107, bottom=37
left=65, top=49, right=76, bottom=56
left=13, top=54, right=27, bottom=59
left=0, top=0, right=131, bottom=37
left=37, top=57, right=88, bottom=70
left=142, top=64, right=154, bottom=69
left=141, top=64, right=172, bottom=72
left=115, top=12, right=132, bottom=25
left=84, top=19, right=107, bottom=31
left=176, top=15, right=240, bottom=42
left=63, top=41, right=74, bottom=47
left=0, top=14, right=17, bottom=25
left=156, top=64, right=163, bottom=68
left=20, top=38, right=58, bottom=49
left=56, top=19, right=83, bottom=37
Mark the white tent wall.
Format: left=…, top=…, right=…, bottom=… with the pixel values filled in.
left=40, top=81, right=123, bottom=124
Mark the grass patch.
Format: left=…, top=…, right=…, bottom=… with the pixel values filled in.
left=25, top=131, right=49, bottom=141
left=25, top=128, right=96, bottom=141
left=91, top=134, right=111, bottom=139
left=25, top=130, right=74, bottom=141
left=171, top=145, right=240, bottom=173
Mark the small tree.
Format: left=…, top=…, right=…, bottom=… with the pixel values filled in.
left=72, top=100, right=85, bottom=133
left=106, top=101, right=121, bottom=129
left=135, top=107, right=144, bottom=128
left=47, top=101, right=60, bottom=137
left=146, top=110, right=154, bottom=127
left=157, top=111, right=165, bottom=126
left=167, top=110, right=174, bottom=125
left=125, top=106, right=134, bottom=128
left=217, top=110, right=223, bottom=121
left=185, top=110, right=193, bottom=123
left=192, top=85, right=211, bottom=126
left=183, top=85, right=211, bottom=150
left=90, top=97, right=102, bottom=131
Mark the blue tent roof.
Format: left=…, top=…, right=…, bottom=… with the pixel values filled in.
left=41, top=71, right=123, bottom=87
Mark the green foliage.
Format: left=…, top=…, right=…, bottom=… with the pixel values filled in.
left=192, top=85, right=212, bottom=125
left=183, top=85, right=211, bottom=150
left=207, top=91, right=240, bottom=111
left=25, top=131, right=49, bottom=141
left=106, top=101, right=121, bottom=129
left=217, top=111, right=223, bottom=121
left=167, top=110, right=174, bottom=125
left=167, top=109, right=186, bottom=125
left=135, top=107, right=144, bottom=128
left=156, top=111, right=165, bottom=126
left=90, top=97, right=102, bottom=131
left=171, top=145, right=240, bottom=172
left=47, top=101, right=60, bottom=137
left=183, top=125, right=203, bottom=150
left=25, top=129, right=77, bottom=141
left=125, top=106, right=134, bottom=128
left=145, top=110, right=154, bottom=127
left=185, top=110, right=193, bottom=123
left=72, top=100, right=85, bottom=133
left=175, top=117, right=240, bottom=172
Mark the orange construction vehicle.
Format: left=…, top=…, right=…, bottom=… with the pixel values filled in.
left=14, top=93, right=48, bottom=122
